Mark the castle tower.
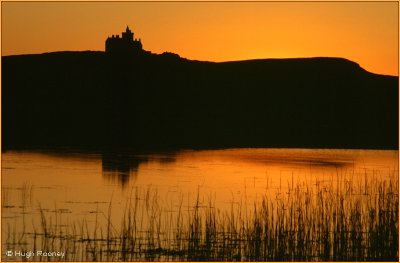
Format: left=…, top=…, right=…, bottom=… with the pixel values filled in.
left=122, top=26, right=134, bottom=41
left=105, top=26, right=143, bottom=55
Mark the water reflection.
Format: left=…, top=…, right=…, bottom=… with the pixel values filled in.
left=99, top=148, right=394, bottom=189
left=102, top=152, right=143, bottom=187
left=177, top=148, right=357, bottom=168
left=2, top=149, right=398, bottom=262
left=101, top=151, right=178, bottom=187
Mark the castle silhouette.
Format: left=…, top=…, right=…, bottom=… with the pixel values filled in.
left=105, top=26, right=143, bottom=54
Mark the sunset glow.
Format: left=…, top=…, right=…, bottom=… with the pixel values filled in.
left=1, top=2, right=398, bottom=75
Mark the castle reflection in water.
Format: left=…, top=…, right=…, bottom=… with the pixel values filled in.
left=101, top=152, right=142, bottom=187
left=101, top=151, right=177, bottom=187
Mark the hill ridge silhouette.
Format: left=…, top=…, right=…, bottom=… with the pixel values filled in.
left=2, top=51, right=398, bottom=151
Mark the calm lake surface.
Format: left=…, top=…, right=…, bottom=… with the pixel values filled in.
left=2, top=148, right=398, bottom=260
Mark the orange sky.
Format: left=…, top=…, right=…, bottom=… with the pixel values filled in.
left=1, top=2, right=398, bottom=76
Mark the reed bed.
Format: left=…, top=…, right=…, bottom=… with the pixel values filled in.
left=2, top=172, right=398, bottom=261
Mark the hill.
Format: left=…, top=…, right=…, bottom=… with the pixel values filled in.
left=2, top=51, right=398, bottom=150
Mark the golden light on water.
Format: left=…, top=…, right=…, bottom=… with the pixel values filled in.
left=2, top=149, right=398, bottom=260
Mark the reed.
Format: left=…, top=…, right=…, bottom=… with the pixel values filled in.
left=2, top=171, right=398, bottom=261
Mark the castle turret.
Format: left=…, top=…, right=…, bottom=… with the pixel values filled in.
left=122, top=26, right=134, bottom=41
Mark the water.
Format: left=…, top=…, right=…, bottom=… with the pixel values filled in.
left=2, top=148, right=398, bottom=261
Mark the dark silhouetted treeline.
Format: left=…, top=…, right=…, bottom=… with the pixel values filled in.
left=2, top=51, right=398, bottom=151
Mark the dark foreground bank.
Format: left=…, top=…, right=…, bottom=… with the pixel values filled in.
left=2, top=51, right=398, bottom=150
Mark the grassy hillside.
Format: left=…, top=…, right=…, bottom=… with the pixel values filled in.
left=2, top=51, right=398, bottom=150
